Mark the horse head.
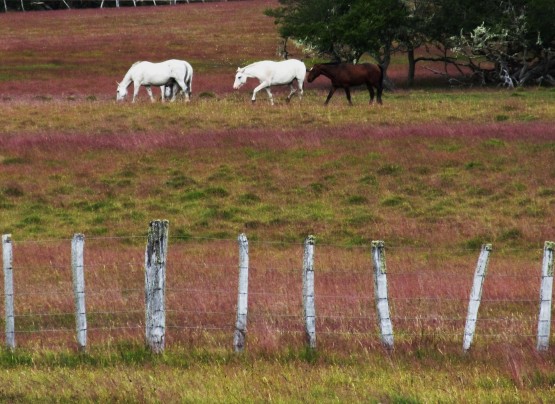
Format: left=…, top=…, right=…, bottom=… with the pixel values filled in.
left=116, top=81, right=128, bottom=101
left=233, top=67, right=247, bottom=89
left=306, top=65, right=321, bottom=83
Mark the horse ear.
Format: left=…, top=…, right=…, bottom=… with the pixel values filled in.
left=116, top=81, right=120, bottom=86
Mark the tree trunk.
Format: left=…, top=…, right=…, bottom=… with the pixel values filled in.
left=378, top=43, right=395, bottom=91
left=407, top=47, right=416, bottom=87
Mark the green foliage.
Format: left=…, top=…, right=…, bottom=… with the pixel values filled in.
left=266, top=0, right=407, bottom=62
left=448, top=0, right=555, bottom=85
left=523, top=0, right=555, bottom=45
left=268, top=0, right=555, bottom=85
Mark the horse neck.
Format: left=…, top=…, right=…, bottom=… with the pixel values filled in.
left=120, top=69, right=135, bottom=88
left=318, top=64, right=339, bottom=80
left=243, top=63, right=263, bottom=78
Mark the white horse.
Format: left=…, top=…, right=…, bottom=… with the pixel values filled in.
left=116, top=59, right=193, bottom=103
left=233, top=59, right=306, bottom=105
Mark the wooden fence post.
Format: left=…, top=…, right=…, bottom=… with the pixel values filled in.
left=71, top=233, right=87, bottom=351
left=2, top=234, right=15, bottom=350
left=233, top=233, right=249, bottom=352
left=537, top=241, right=554, bottom=351
left=145, top=220, right=169, bottom=354
left=303, top=235, right=316, bottom=349
left=371, top=240, right=394, bottom=349
left=463, top=243, right=492, bottom=352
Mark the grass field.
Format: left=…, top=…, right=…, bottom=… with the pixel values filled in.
left=1, top=0, right=555, bottom=401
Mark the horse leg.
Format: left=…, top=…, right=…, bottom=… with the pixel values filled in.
left=377, top=85, right=383, bottom=105
left=160, top=86, right=166, bottom=102
left=182, top=81, right=190, bottom=102
left=324, top=87, right=336, bottom=105
left=174, top=83, right=186, bottom=101
left=344, top=87, right=353, bottom=106
left=132, top=83, right=141, bottom=103
left=145, top=86, right=155, bottom=103
left=251, top=82, right=269, bottom=104
left=264, top=87, right=274, bottom=106
left=286, top=83, right=296, bottom=103
left=174, top=79, right=188, bottom=102
left=186, top=78, right=192, bottom=101
left=297, top=77, right=304, bottom=100
left=367, top=84, right=375, bottom=104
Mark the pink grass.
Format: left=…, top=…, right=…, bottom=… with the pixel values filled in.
left=0, top=1, right=280, bottom=100
left=3, top=237, right=547, bottom=352
left=1, top=122, right=554, bottom=154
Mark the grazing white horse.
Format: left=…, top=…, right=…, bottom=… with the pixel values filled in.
left=116, top=59, right=193, bottom=103
left=233, top=59, right=306, bottom=105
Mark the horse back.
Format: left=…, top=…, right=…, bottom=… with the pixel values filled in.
left=250, top=59, right=305, bottom=85
left=336, top=63, right=381, bottom=87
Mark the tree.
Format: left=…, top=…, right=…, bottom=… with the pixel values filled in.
left=265, top=0, right=408, bottom=84
left=397, top=0, right=438, bottom=86
left=397, top=0, right=502, bottom=86
left=450, top=0, right=555, bottom=86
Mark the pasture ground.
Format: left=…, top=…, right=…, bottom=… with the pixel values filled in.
left=1, top=1, right=555, bottom=401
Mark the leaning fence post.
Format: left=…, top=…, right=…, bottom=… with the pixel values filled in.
left=2, top=234, right=15, bottom=350
left=303, top=235, right=316, bottom=349
left=234, top=233, right=249, bottom=352
left=145, top=220, right=169, bottom=354
left=71, top=233, right=87, bottom=351
left=371, top=240, right=394, bottom=350
left=537, top=241, right=554, bottom=351
left=463, top=243, right=492, bottom=352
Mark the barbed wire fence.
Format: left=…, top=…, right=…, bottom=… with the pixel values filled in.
left=1, top=223, right=554, bottom=354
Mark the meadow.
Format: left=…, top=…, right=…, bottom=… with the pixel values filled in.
left=1, top=0, right=555, bottom=401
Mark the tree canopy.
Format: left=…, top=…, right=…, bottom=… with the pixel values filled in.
left=266, top=0, right=555, bottom=86
left=266, top=0, right=406, bottom=65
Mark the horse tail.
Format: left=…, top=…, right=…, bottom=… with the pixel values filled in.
left=186, top=64, right=193, bottom=95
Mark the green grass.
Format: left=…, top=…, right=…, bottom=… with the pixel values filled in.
left=1, top=89, right=555, bottom=134
left=0, top=345, right=552, bottom=402
left=3, top=102, right=554, bottom=249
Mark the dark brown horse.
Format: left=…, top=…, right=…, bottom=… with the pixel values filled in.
left=307, top=63, right=383, bottom=105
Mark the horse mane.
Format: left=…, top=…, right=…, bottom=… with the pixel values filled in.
left=120, top=62, right=144, bottom=87
left=242, top=61, right=266, bottom=71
